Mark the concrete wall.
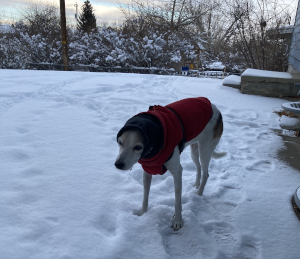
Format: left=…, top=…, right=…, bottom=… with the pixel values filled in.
left=241, top=74, right=300, bottom=97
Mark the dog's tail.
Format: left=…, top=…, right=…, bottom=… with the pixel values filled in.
left=212, top=151, right=227, bottom=159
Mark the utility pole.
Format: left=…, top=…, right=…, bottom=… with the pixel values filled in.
left=74, top=2, right=78, bottom=19
left=60, top=0, right=68, bottom=71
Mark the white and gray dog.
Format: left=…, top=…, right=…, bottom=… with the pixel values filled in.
left=115, top=97, right=226, bottom=230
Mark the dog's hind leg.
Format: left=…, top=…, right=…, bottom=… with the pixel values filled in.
left=196, top=137, right=220, bottom=196
left=140, top=170, right=152, bottom=216
left=190, top=143, right=201, bottom=189
left=196, top=150, right=210, bottom=196
left=164, top=146, right=183, bottom=230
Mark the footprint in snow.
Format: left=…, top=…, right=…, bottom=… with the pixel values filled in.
left=205, top=185, right=245, bottom=214
left=246, top=160, right=275, bottom=173
left=239, top=147, right=257, bottom=154
left=257, top=132, right=273, bottom=141
left=31, top=109, right=45, bottom=115
left=235, top=234, right=260, bottom=259
left=92, top=212, right=117, bottom=237
left=9, top=149, right=30, bottom=161
left=16, top=127, right=30, bottom=134
left=20, top=168, right=43, bottom=178
left=202, top=221, right=238, bottom=258
left=20, top=219, right=56, bottom=243
left=225, top=109, right=258, bottom=121
left=230, top=120, right=260, bottom=129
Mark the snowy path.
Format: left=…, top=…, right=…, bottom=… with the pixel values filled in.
left=0, top=70, right=300, bottom=259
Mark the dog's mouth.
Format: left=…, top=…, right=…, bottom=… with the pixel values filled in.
left=114, top=161, right=134, bottom=171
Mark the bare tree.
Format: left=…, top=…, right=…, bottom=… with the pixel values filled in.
left=210, top=0, right=295, bottom=71
left=117, top=0, right=220, bottom=69
left=16, top=1, right=61, bottom=39
left=118, top=0, right=218, bottom=32
left=10, top=1, right=63, bottom=64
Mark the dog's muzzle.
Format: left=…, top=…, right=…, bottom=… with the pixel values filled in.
left=114, top=161, right=124, bottom=169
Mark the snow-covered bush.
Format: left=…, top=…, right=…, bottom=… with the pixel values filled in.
left=68, top=22, right=198, bottom=68
left=0, top=34, right=26, bottom=69
left=68, top=27, right=126, bottom=67
left=12, top=21, right=62, bottom=64
left=0, top=4, right=202, bottom=70
left=117, top=17, right=199, bottom=68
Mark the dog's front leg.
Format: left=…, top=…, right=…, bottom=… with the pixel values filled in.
left=164, top=147, right=183, bottom=230
left=141, top=170, right=152, bottom=215
left=170, top=166, right=183, bottom=230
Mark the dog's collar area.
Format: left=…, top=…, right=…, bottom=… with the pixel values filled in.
left=141, top=147, right=153, bottom=159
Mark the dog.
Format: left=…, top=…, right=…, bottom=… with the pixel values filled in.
left=115, top=97, right=226, bottom=230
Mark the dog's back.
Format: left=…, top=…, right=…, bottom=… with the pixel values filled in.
left=166, top=97, right=212, bottom=142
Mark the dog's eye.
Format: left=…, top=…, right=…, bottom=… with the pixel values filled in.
left=118, top=141, right=123, bottom=146
left=134, top=145, right=143, bottom=151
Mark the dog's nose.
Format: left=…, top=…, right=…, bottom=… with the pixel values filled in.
left=115, top=161, right=124, bottom=169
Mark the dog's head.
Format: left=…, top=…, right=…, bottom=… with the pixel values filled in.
left=115, top=113, right=163, bottom=170
left=115, top=130, right=144, bottom=170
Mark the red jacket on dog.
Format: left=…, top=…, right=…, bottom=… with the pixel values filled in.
left=138, top=97, right=212, bottom=175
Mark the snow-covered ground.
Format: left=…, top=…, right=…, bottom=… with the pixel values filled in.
left=222, top=75, right=241, bottom=86
left=0, top=70, right=300, bottom=259
left=242, top=68, right=293, bottom=79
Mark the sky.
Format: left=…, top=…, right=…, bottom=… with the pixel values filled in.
left=0, top=0, right=124, bottom=24
left=0, top=0, right=299, bottom=25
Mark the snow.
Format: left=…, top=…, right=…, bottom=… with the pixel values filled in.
left=279, top=115, right=299, bottom=126
left=0, top=24, right=14, bottom=33
left=208, top=62, right=225, bottom=70
left=0, top=70, right=300, bottom=259
left=242, top=68, right=293, bottom=79
left=223, top=75, right=241, bottom=85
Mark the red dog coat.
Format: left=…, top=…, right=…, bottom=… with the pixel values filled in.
left=138, top=97, right=212, bottom=175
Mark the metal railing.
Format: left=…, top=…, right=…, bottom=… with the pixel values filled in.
left=23, top=62, right=241, bottom=78
left=25, top=62, right=181, bottom=75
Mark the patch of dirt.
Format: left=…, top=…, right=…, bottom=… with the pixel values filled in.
left=273, top=110, right=299, bottom=119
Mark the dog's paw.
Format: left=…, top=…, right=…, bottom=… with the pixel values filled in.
left=172, top=218, right=184, bottom=231
left=132, top=208, right=146, bottom=216
left=193, top=182, right=200, bottom=189
left=138, top=206, right=148, bottom=216
left=197, top=188, right=204, bottom=196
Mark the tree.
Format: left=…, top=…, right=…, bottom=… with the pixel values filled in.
left=118, top=0, right=211, bottom=68
left=9, top=2, right=62, bottom=66
left=120, top=17, right=197, bottom=68
left=222, top=0, right=294, bottom=71
left=77, top=0, right=97, bottom=33
left=118, top=0, right=215, bottom=32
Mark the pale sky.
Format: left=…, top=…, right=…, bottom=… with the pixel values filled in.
left=0, top=0, right=124, bottom=24
left=0, top=0, right=299, bottom=25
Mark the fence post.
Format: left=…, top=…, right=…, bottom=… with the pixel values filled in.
left=60, top=0, right=69, bottom=71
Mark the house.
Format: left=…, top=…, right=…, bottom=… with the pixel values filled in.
left=288, top=1, right=300, bottom=74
